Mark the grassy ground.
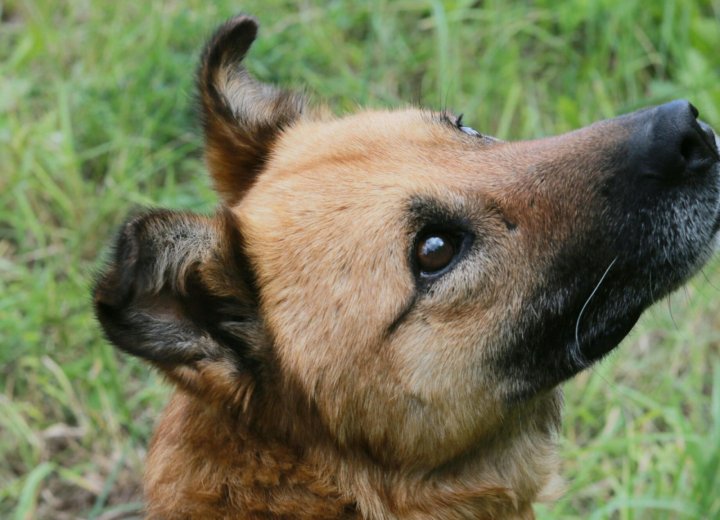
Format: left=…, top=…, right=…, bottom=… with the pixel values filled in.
left=2, top=0, right=719, bottom=518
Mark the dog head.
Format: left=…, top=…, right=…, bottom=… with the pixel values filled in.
left=94, top=16, right=720, bottom=471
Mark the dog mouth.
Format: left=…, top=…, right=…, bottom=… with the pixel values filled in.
left=497, top=108, right=720, bottom=402
left=565, top=178, right=719, bottom=375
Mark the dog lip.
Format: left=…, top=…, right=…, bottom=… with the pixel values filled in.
left=574, top=309, right=642, bottom=365
left=502, top=306, right=642, bottom=403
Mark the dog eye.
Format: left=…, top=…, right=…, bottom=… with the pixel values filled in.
left=416, top=233, right=458, bottom=274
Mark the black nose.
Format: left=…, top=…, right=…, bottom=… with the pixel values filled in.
left=630, top=100, right=719, bottom=180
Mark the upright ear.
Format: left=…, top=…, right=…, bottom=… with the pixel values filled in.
left=199, top=15, right=306, bottom=205
left=93, top=210, right=267, bottom=407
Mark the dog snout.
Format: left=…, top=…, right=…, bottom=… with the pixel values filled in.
left=629, top=99, right=719, bottom=181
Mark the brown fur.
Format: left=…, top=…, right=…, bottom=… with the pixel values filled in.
left=198, top=17, right=306, bottom=205
left=93, top=14, right=719, bottom=519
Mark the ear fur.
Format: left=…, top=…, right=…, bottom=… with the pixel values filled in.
left=199, top=15, right=306, bottom=204
left=93, top=209, right=266, bottom=404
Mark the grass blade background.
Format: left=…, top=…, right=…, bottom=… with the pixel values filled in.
left=2, top=0, right=719, bottom=517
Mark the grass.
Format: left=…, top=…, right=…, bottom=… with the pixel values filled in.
left=1, top=0, right=719, bottom=517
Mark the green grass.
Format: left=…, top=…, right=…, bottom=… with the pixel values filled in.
left=2, top=0, right=720, bottom=517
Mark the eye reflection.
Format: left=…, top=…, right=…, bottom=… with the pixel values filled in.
left=416, top=234, right=456, bottom=273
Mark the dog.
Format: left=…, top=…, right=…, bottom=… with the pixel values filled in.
left=93, top=15, right=720, bottom=519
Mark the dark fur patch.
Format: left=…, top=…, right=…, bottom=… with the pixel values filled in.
left=93, top=209, right=265, bottom=374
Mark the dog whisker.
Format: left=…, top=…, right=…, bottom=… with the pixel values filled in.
left=700, top=267, right=720, bottom=292
left=647, top=270, right=655, bottom=304
left=666, top=295, right=678, bottom=329
left=573, top=257, right=619, bottom=367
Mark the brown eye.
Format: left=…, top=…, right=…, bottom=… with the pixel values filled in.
left=416, top=234, right=456, bottom=273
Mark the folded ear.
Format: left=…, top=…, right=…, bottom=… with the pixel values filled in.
left=93, top=210, right=266, bottom=407
left=199, top=15, right=306, bottom=205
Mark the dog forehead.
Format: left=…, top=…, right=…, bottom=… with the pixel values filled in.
left=280, top=108, right=455, bottom=152
left=262, top=108, right=491, bottom=189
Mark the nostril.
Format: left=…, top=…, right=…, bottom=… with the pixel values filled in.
left=680, top=124, right=719, bottom=176
left=680, top=135, right=696, bottom=163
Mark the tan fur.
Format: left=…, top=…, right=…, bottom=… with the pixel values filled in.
left=92, top=15, right=717, bottom=519
left=144, top=390, right=560, bottom=519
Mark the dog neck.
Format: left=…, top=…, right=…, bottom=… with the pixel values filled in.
left=143, top=390, right=562, bottom=519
